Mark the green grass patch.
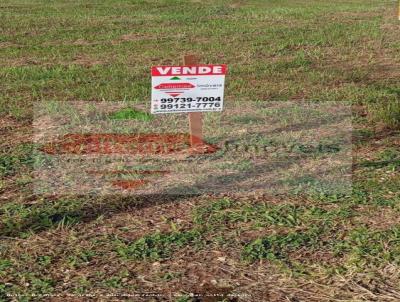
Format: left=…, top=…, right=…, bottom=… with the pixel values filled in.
left=368, top=100, right=400, bottom=129
left=337, top=226, right=400, bottom=267
left=115, top=230, right=202, bottom=260
left=109, top=108, right=153, bottom=121
left=193, top=198, right=354, bottom=231
left=0, top=144, right=35, bottom=177
left=242, top=227, right=324, bottom=262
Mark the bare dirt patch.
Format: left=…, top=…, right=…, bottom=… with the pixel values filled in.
left=8, top=57, right=40, bottom=67
left=71, top=55, right=103, bottom=67
left=0, top=117, right=32, bottom=147
left=40, top=133, right=218, bottom=155
left=112, top=179, right=149, bottom=190
left=355, top=205, right=400, bottom=230
left=40, top=133, right=191, bottom=155
left=0, top=41, right=18, bottom=49
left=71, top=38, right=95, bottom=46
left=111, top=32, right=157, bottom=45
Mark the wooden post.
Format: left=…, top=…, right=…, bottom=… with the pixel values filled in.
left=184, top=54, right=204, bottom=147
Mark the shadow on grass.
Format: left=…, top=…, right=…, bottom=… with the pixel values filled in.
left=0, top=152, right=335, bottom=238
left=0, top=194, right=197, bottom=238
left=1, top=146, right=352, bottom=238
left=355, top=158, right=400, bottom=169
left=0, top=112, right=355, bottom=238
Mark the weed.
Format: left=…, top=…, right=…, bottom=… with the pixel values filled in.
left=29, top=276, right=55, bottom=295
left=378, top=148, right=400, bottom=161
left=175, top=295, right=192, bottom=302
left=242, top=227, right=324, bottom=261
left=338, top=227, right=400, bottom=267
left=368, top=100, right=400, bottom=129
left=67, top=249, right=96, bottom=268
left=73, top=277, right=91, bottom=294
left=0, top=144, right=34, bottom=177
left=37, top=255, right=52, bottom=267
left=115, top=230, right=202, bottom=260
left=0, top=259, right=12, bottom=277
left=162, top=271, right=182, bottom=281
left=193, top=198, right=353, bottom=231
left=104, top=276, right=124, bottom=288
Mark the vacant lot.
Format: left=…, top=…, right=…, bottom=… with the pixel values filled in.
left=1, top=0, right=400, bottom=301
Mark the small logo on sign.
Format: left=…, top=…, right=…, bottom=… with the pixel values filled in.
left=154, top=82, right=195, bottom=97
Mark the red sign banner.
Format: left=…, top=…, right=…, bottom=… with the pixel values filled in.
left=151, top=65, right=227, bottom=76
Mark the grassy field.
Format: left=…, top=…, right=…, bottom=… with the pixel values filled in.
left=1, top=0, right=400, bottom=301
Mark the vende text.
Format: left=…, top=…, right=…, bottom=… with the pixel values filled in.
left=152, top=65, right=227, bottom=76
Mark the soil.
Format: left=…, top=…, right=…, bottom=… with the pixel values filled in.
left=40, top=133, right=218, bottom=155
left=40, top=133, right=191, bottom=155
left=86, top=170, right=170, bottom=175
left=112, top=180, right=149, bottom=190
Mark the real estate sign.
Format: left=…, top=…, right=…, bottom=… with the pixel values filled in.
left=151, top=64, right=227, bottom=114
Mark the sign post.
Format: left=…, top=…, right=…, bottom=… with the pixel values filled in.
left=151, top=58, right=227, bottom=150
left=184, top=55, right=203, bottom=147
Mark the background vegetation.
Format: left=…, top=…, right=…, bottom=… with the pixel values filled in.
left=1, top=0, right=399, bottom=301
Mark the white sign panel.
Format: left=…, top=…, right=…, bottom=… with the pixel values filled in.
left=151, top=64, right=227, bottom=114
